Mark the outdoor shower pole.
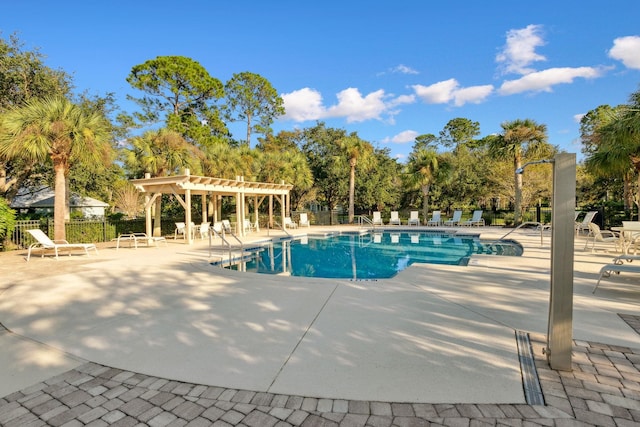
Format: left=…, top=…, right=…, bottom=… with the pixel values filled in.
left=546, top=152, right=576, bottom=371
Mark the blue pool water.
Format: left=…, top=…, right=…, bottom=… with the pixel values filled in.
left=224, top=231, right=522, bottom=280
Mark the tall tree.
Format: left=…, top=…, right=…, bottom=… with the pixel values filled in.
left=125, top=128, right=202, bottom=236
left=301, top=123, right=349, bottom=218
left=438, top=117, right=480, bottom=152
left=581, top=105, right=632, bottom=210
left=488, top=119, right=548, bottom=224
left=0, top=96, right=112, bottom=240
left=587, top=87, right=640, bottom=215
left=339, top=135, right=374, bottom=223
left=224, top=71, right=285, bottom=147
left=126, top=56, right=228, bottom=146
left=0, top=33, right=72, bottom=198
left=404, top=144, right=439, bottom=222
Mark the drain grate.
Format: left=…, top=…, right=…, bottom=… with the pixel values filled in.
left=516, top=330, right=545, bottom=405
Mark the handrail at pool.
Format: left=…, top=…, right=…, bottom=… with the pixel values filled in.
left=357, top=215, right=375, bottom=228
left=492, top=221, right=546, bottom=246
left=209, top=228, right=244, bottom=267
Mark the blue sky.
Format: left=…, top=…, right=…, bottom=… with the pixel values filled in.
left=2, top=1, right=640, bottom=162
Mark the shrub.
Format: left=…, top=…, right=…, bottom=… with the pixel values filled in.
left=0, top=198, right=16, bottom=246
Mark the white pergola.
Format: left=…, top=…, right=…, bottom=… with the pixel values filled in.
left=131, top=170, right=293, bottom=243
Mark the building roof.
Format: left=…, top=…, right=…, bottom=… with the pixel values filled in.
left=10, top=187, right=109, bottom=208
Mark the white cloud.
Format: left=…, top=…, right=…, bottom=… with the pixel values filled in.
left=386, top=130, right=419, bottom=144
left=281, top=88, right=327, bottom=121
left=573, top=113, right=585, bottom=123
left=608, top=35, right=640, bottom=70
left=281, top=87, right=410, bottom=123
left=498, top=67, right=605, bottom=95
left=452, top=85, right=494, bottom=106
left=392, top=64, right=419, bottom=74
left=412, top=79, right=493, bottom=106
left=325, top=88, right=387, bottom=123
left=496, top=24, right=546, bottom=75
left=412, top=79, right=459, bottom=104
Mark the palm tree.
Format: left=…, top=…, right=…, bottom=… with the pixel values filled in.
left=404, top=147, right=439, bottom=223
left=340, top=136, right=373, bottom=223
left=0, top=96, right=112, bottom=240
left=489, top=119, right=547, bottom=224
left=126, top=128, right=201, bottom=236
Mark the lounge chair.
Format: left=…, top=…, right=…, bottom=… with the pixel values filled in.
left=389, top=211, right=401, bottom=225
left=408, top=211, right=420, bottom=226
left=222, top=219, right=233, bottom=234
left=463, top=210, right=485, bottom=227
left=175, top=221, right=196, bottom=239
left=427, top=211, right=442, bottom=226
left=444, top=210, right=463, bottom=226
left=284, top=217, right=298, bottom=229
left=26, top=229, right=98, bottom=261
left=199, top=222, right=211, bottom=239
left=372, top=211, right=383, bottom=226
left=584, top=223, right=621, bottom=253
left=243, top=219, right=256, bottom=233
left=299, top=213, right=311, bottom=227
left=575, top=210, right=597, bottom=235
left=594, top=254, right=640, bottom=293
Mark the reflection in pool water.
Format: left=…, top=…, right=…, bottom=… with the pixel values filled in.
left=222, top=231, right=522, bottom=280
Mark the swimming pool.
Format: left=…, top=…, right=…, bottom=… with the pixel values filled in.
left=223, top=231, right=523, bottom=280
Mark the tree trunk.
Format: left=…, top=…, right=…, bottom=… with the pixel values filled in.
left=421, top=184, right=430, bottom=225
left=53, top=162, right=67, bottom=241
left=514, top=157, right=523, bottom=225
left=348, top=159, right=356, bottom=224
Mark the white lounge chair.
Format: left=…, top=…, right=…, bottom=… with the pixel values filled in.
left=444, top=210, right=463, bottom=226
left=576, top=210, right=598, bottom=235
left=199, top=222, right=211, bottom=239
left=408, top=211, right=420, bottom=226
left=243, top=219, right=256, bottom=233
left=594, top=255, right=640, bottom=293
left=26, top=229, right=98, bottom=261
left=372, top=211, right=383, bottom=225
left=463, top=210, right=485, bottom=227
left=389, top=211, right=401, bottom=225
left=284, top=217, right=298, bottom=229
left=427, top=211, right=442, bottom=226
left=222, top=220, right=233, bottom=234
left=584, top=223, right=621, bottom=253
left=299, top=213, right=311, bottom=227
left=175, top=221, right=196, bottom=239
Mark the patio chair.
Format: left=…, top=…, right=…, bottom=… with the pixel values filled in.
left=26, top=229, right=98, bottom=261
left=575, top=210, right=598, bottom=235
left=463, top=210, right=485, bottom=227
left=444, top=210, right=463, bottom=226
left=389, top=211, right=401, bottom=225
left=299, top=213, right=311, bottom=227
left=284, top=217, right=298, bottom=229
left=222, top=219, right=233, bottom=234
left=175, top=221, right=196, bottom=239
left=199, top=222, right=211, bottom=239
left=584, top=223, right=621, bottom=253
left=427, top=211, right=442, bottom=226
left=243, top=219, right=256, bottom=233
left=372, top=211, right=383, bottom=225
left=594, top=254, right=640, bottom=293
left=408, top=211, right=420, bottom=226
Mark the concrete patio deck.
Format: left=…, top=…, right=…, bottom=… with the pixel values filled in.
left=1, top=225, right=639, bottom=425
